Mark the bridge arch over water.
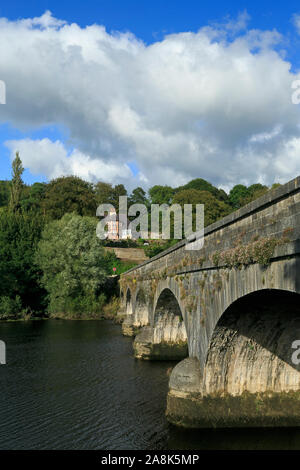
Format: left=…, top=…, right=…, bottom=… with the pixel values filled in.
left=203, top=289, right=300, bottom=395
left=152, top=287, right=188, bottom=354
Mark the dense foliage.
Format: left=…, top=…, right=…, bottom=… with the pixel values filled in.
left=43, top=176, right=96, bottom=219
left=173, top=189, right=231, bottom=228
left=35, top=214, right=116, bottom=318
left=0, top=210, right=46, bottom=319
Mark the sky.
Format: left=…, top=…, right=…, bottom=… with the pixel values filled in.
left=0, top=1, right=300, bottom=191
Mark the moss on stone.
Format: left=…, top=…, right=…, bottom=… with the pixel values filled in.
left=166, top=390, right=300, bottom=428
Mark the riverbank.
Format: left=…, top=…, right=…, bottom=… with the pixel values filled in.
left=0, top=296, right=124, bottom=323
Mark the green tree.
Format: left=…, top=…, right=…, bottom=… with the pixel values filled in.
left=9, top=151, right=24, bottom=212
left=112, top=184, right=127, bottom=211
left=229, top=184, right=249, bottom=209
left=176, top=178, right=229, bottom=203
left=239, top=183, right=269, bottom=207
left=95, top=182, right=127, bottom=212
left=43, top=176, right=96, bottom=219
left=0, top=180, right=10, bottom=207
left=129, top=187, right=149, bottom=207
left=35, top=213, right=115, bottom=318
left=0, top=209, right=46, bottom=317
left=173, top=189, right=231, bottom=228
left=21, top=182, right=47, bottom=213
left=149, top=185, right=175, bottom=205
left=95, top=182, right=115, bottom=206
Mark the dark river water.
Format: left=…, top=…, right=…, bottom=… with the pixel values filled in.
left=1, top=320, right=300, bottom=450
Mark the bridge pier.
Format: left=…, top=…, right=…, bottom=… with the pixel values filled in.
left=122, top=288, right=150, bottom=337
left=122, top=315, right=136, bottom=336
left=167, top=362, right=300, bottom=428
left=133, top=316, right=188, bottom=360
left=121, top=288, right=138, bottom=336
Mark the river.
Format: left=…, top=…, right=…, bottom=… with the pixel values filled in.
left=0, top=320, right=300, bottom=450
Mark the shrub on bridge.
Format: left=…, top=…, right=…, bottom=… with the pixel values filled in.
left=211, top=236, right=287, bottom=268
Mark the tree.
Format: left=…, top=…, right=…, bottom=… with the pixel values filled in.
left=9, top=151, right=24, bottom=212
left=21, top=182, right=47, bottom=213
left=95, top=182, right=115, bottom=206
left=176, top=178, right=229, bottom=203
left=173, top=189, right=231, bottom=228
left=0, top=180, right=10, bottom=207
left=112, top=184, right=127, bottom=211
left=95, top=182, right=127, bottom=212
left=239, top=183, right=269, bottom=207
left=149, top=185, right=175, bottom=205
left=35, top=213, right=116, bottom=318
left=229, top=183, right=269, bottom=209
left=229, top=184, right=248, bottom=209
left=43, top=176, right=96, bottom=219
left=0, top=209, right=46, bottom=317
left=129, top=187, right=149, bottom=207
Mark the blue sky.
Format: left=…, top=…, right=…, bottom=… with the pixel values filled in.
left=0, top=0, right=299, bottom=43
left=0, top=1, right=300, bottom=189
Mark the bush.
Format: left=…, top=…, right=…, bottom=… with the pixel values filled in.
left=102, top=239, right=138, bottom=248
left=144, top=239, right=179, bottom=258
left=211, top=236, right=286, bottom=268
left=103, top=296, right=120, bottom=320
left=48, top=293, right=106, bottom=319
left=0, top=295, right=22, bottom=320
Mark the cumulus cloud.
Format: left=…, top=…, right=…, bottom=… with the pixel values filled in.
left=5, top=138, right=133, bottom=184
left=0, top=10, right=300, bottom=190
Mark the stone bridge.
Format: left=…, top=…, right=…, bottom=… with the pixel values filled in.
left=119, top=177, right=300, bottom=428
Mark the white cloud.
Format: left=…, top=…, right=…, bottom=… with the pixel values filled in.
left=5, top=138, right=133, bottom=184
left=0, top=11, right=300, bottom=190
left=249, top=125, right=283, bottom=143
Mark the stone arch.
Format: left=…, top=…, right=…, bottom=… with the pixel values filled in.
left=190, top=259, right=300, bottom=366
left=203, top=289, right=300, bottom=397
left=152, top=282, right=183, bottom=321
left=134, top=288, right=150, bottom=327
left=126, top=288, right=133, bottom=315
left=152, top=287, right=188, bottom=354
left=154, top=288, right=183, bottom=322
